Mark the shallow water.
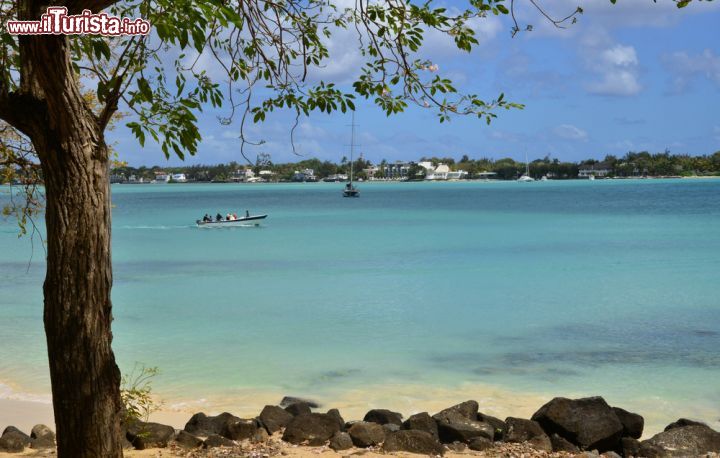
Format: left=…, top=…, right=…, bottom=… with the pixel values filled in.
left=1, top=179, right=719, bottom=430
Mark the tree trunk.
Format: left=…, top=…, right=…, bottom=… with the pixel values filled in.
left=38, top=133, right=124, bottom=458
left=17, top=28, right=125, bottom=458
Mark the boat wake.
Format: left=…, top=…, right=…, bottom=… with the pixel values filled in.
left=119, top=225, right=192, bottom=230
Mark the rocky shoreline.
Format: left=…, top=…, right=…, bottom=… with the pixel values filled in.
left=2, top=395, right=719, bottom=457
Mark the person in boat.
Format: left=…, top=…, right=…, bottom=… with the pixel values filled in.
left=233, top=213, right=238, bottom=220
left=245, top=210, right=250, bottom=218
left=216, top=213, right=222, bottom=222
left=202, top=214, right=211, bottom=222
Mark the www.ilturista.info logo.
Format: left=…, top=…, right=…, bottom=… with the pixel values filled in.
left=6, top=7, right=150, bottom=36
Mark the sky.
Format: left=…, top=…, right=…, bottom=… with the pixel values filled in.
left=111, top=0, right=720, bottom=167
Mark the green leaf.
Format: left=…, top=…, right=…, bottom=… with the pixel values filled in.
left=137, top=78, right=152, bottom=102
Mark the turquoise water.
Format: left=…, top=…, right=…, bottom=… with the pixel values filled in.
left=1, top=179, right=720, bottom=426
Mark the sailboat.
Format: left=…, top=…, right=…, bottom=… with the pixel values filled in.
left=342, top=113, right=360, bottom=197
left=517, top=152, right=535, bottom=182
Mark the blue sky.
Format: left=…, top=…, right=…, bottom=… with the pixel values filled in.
left=112, top=1, right=720, bottom=167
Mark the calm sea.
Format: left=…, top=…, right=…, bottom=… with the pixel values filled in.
left=1, top=179, right=719, bottom=430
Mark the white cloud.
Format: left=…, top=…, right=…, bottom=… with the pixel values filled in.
left=580, top=28, right=642, bottom=96
left=601, top=45, right=638, bottom=67
left=309, top=5, right=502, bottom=84
left=586, top=69, right=642, bottom=97
left=662, top=49, right=720, bottom=92
left=421, top=13, right=502, bottom=59
left=553, top=124, right=588, bottom=141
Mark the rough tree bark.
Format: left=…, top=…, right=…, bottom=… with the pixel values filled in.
left=0, top=5, right=125, bottom=456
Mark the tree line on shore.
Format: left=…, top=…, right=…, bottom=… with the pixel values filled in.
left=93, top=149, right=720, bottom=183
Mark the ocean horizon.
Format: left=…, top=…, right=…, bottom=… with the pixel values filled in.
left=1, top=179, right=719, bottom=434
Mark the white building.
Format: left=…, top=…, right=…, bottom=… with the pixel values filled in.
left=171, top=173, right=187, bottom=183
left=292, top=168, right=317, bottom=182
left=419, top=162, right=454, bottom=180
left=446, top=170, right=468, bottom=180
left=154, top=171, right=170, bottom=183
left=578, top=162, right=612, bottom=178
left=258, top=170, right=275, bottom=180
left=232, top=168, right=255, bottom=182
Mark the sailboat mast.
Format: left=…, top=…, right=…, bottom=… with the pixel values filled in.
left=525, top=152, right=530, bottom=176
left=350, top=112, right=355, bottom=184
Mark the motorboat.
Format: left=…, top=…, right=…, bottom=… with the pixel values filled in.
left=196, top=214, right=267, bottom=227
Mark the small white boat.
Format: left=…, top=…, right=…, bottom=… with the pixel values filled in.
left=517, top=153, right=535, bottom=182
left=589, top=175, right=596, bottom=181
left=196, top=215, right=267, bottom=227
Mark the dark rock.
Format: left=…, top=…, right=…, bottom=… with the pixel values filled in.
left=433, top=400, right=479, bottom=421
left=505, top=417, right=546, bottom=442
left=184, top=412, right=213, bottom=435
left=447, top=441, right=467, bottom=452
left=259, top=405, right=294, bottom=434
left=279, top=396, right=320, bottom=408
left=30, top=425, right=54, bottom=441
left=637, top=440, right=667, bottom=458
left=30, top=436, right=56, bottom=450
left=550, top=432, right=580, bottom=453
left=126, top=421, right=175, bottom=450
left=184, top=412, right=240, bottom=436
left=29, top=424, right=55, bottom=450
left=326, top=409, right=345, bottom=431
left=531, top=396, right=623, bottom=452
left=363, top=408, right=403, bottom=426
left=285, top=402, right=313, bottom=417
left=664, top=418, right=708, bottom=431
left=612, top=407, right=644, bottom=439
left=0, top=431, right=30, bottom=453
left=403, top=412, right=439, bottom=439
left=329, top=431, right=353, bottom=451
left=478, top=412, right=506, bottom=441
left=620, top=437, right=640, bottom=458
left=641, top=424, right=720, bottom=457
left=175, top=430, right=203, bottom=449
left=282, top=413, right=341, bottom=446
left=123, top=437, right=134, bottom=449
left=344, top=421, right=359, bottom=430
left=382, top=430, right=444, bottom=456
left=528, top=435, right=553, bottom=452
left=1, top=427, right=27, bottom=438
left=203, top=434, right=235, bottom=448
left=221, top=418, right=260, bottom=441
left=348, top=421, right=385, bottom=447
left=468, top=436, right=493, bottom=451
left=436, top=410, right=494, bottom=443
left=383, top=423, right=401, bottom=433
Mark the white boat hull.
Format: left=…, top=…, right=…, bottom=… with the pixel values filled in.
left=196, top=215, right=267, bottom=227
